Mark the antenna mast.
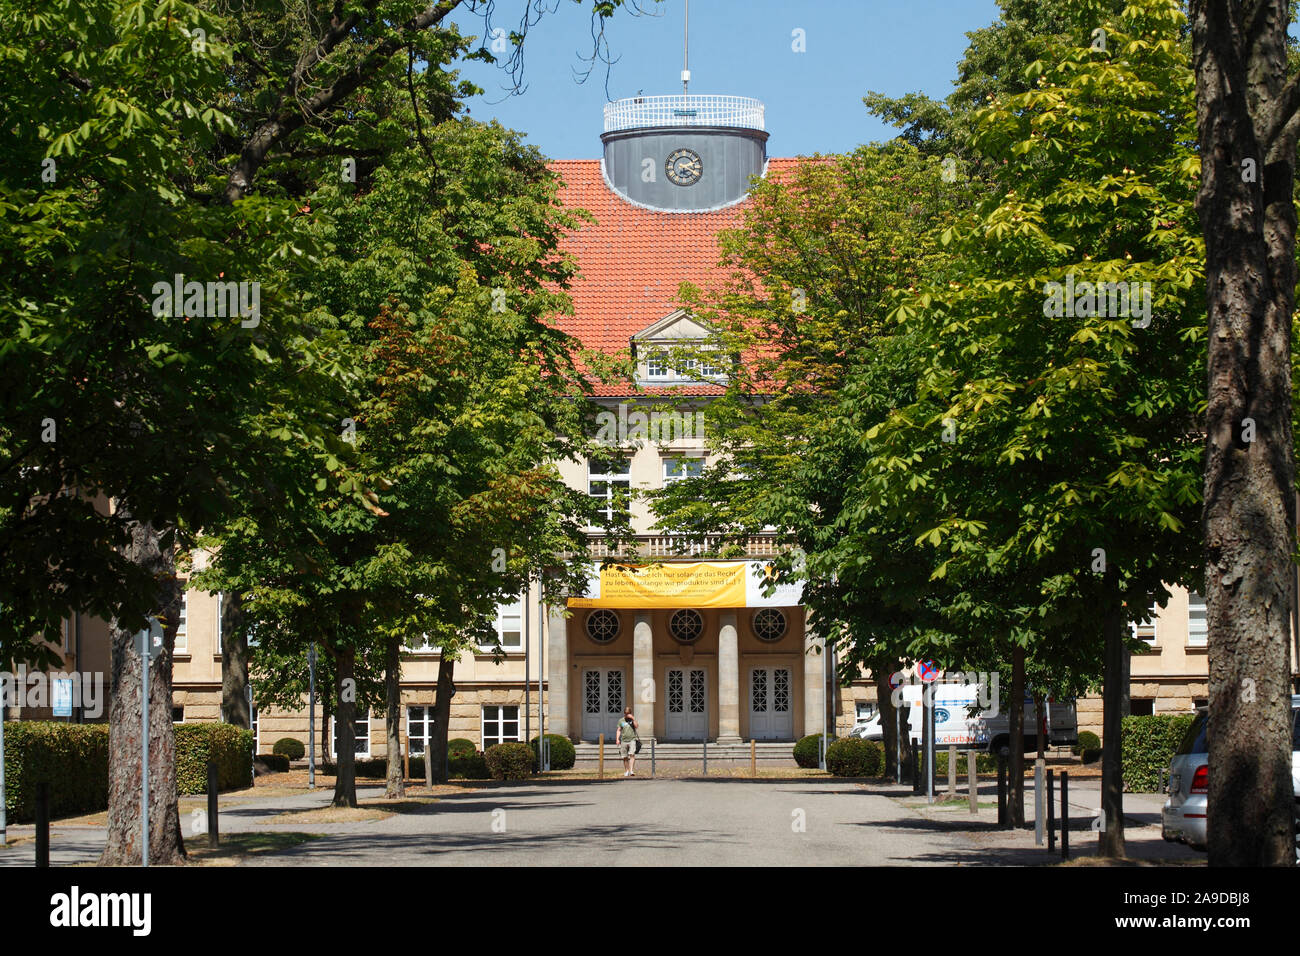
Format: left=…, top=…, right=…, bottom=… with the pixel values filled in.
left=682, top=0, right=690, bottom=95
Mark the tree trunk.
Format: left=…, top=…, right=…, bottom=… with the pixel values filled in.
left=384, top=634, right=404, bottom=799
left=429, top=654, right=457, bottom=785
left=331, top=645, right=358, bottom=808
left=100, top=515, right=186, bottom=865
left=1008, top=644, right=1025, bottom=827
left=1100, top=588, right=1127, bottom=858
left=1191, top=0, right=1298, bottom=867
left=876, top=662, right=902, bottom=780
left=220, top=590, right=249, bottom=729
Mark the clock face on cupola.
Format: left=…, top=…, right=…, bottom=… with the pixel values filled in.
left=666, top=147, right=703, bottom=186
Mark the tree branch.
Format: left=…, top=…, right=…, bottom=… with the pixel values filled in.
left=222, top=1, right=460, bottom=205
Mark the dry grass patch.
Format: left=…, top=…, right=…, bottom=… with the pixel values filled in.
left=264, top=805, right=393, bottom=825
left=186, top=831, right=321, bottom=865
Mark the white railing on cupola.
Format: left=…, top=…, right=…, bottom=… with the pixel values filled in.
left=603, top=94, right=765, bottom=133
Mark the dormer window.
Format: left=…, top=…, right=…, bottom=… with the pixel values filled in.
left=643, top=350, right=724, bottom=382
left=634, top=310, right=727, bottom=386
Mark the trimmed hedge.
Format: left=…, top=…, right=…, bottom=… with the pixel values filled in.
left=272, top=737, right=306, bottom=760
left=826, top=738, right=883, bottom=777
left=1121, top=713, right=1196, bottom=792
left=485, top=742, right=535, bottom=780
left=255, top=753, right=291, bottom=773
left=450, top=750, right=490, bottom=779
left=175, top=723, right=254, bottom=794
left=1073, top=730, right=1101, bottom=755
left=1082, top=747, right=1103, bottom=764
left=1, top=721, right=109, bottom=823
left=793, top=732, right=836, bottom=769
left=448, top=738, right=476, bottom=756
left=529, top=734, right=576, bottom=771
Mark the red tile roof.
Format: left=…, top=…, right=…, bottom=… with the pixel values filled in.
left=550, top=158, right=801, bottom=397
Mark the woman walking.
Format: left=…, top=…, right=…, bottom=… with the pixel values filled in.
left=616, top=707, right=639, bottom=777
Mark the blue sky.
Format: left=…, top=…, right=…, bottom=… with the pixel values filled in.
left=448, top=0, right=1002, bottom=160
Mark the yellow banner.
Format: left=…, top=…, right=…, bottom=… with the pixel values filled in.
left=568, top=562, right=748, bottom=609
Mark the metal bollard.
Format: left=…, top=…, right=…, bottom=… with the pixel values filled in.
left=1061, top=771, right=1070, bottom=859
left=1047, top=769, right=1056, bottom=853
left=702, top=736, right=708, bottom=776
left=598, top=733, right=604, bottom=779
left=947, top=745, right=957, bottom=798
left=35, top=782, right=50, bottom=868
left=751, top=738, right=757, bottom=778
left=650, top=738, right=656, bottom=778
left=207, top=760, right=219, bottom=846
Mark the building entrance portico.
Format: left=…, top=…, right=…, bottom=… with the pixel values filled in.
left=558, top=559, right=813, bottom=745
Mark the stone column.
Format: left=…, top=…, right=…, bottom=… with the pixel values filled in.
left=803, top=614, right=824, bottom=740
left=547, top=605, right=570, bottom=738
left=632, top=612, right=655, bottom=741
left=717, top=610, right=742, bottom=744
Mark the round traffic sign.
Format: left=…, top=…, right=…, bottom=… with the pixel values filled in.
left=918, top=660, right=939, bottom=683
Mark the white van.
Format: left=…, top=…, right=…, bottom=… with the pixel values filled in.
left=853, top=682, right=1078, bottom=754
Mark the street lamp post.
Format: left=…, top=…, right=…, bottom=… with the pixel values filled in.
left=308, top=643, right=317, bottom=789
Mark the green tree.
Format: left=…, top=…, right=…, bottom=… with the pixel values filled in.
left=864, top=0, right=1205, bottom=852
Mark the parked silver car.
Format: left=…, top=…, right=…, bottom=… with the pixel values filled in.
left=1161, top=696, right=1300, bottom=856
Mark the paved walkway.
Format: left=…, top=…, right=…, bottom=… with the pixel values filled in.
left=0, top=774, right=1204, bottom=867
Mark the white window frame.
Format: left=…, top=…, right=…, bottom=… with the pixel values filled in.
left=481, top=704, right=521, bottom=748
left=662, top=456, right=705, bottom=486
left=407, top=706, right=436, bottom=755
left=1187, top=592, right=1207, bottom=647
left=174, top=589, right=188, bottom=651
left=249, top=699, right=259, bottom=754
left=479, top=597, right=522, bottom=651
left=588, top=456, right=631, bottom=524
left=404, top=633, right=438, bottom=653
left=330, top=712, right=372, bottom=758
left=1130, top=603, right=1158, bottom=647
left=644, top=348, right=723, bottom=382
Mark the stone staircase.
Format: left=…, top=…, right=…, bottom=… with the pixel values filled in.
left=572, top=739, right=798, bottom=771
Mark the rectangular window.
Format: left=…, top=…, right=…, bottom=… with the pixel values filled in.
left=663, top=457, right=704, bottom=485
left=482, top=705, right=520, bottom=748
left=174, top=590, right=188, bottom=651
left=250, top=700, right=259, bottom=753
left=491, top=598, right=523, bottom=650
left=331, top=712, right=371, bottom=758
left=1187, top=592, right=1207, bottom=646
left=855, top=701, right=876, bottom=723
left=1129, top=698, right=1155, bottom=717
left=172, top=706, right=184, bottom=723
left=588, top=456, right=631, bottom=524
left=404, top=633, right=436, bottom=653
left=1130, top=604, right=1158, bottom=646
left=408, top=706, right=436, bottom=755
left=645, top=351, right=722, bottom=381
